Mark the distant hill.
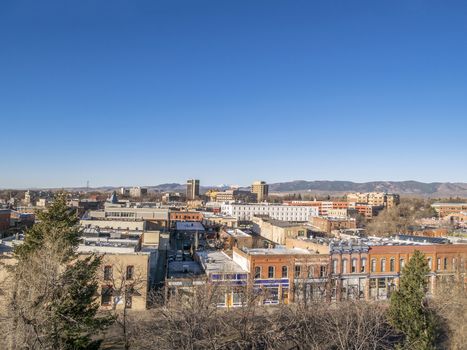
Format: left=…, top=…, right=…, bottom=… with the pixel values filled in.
left=268, top=180, right=467, bottom=198
left=7, top=180, right=466, bottom=198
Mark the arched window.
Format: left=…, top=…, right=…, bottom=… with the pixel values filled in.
left=268, top=266, right=275, bottom=278
left=360, top=258, right=367, bottom=273
left=371, top=259, right=376, bottom=272
left=294, top=265, right=301, bottom=278
left=282, top=266, right=288, bottom=278
left=254, top=266, right=261, bottom=279
left=390, top=258, right=395, bottom=272
left=351, top=258, right=357, bottom=273
left=308, top=266, right=314, bottom=278
left=342, top=259, right=348, bottom=274
left=332, top=259, right=338, bottom=274
left=381, top=259, right=386, bottom=272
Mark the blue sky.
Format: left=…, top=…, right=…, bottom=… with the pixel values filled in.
left=1, top=0, right=466, bottom=188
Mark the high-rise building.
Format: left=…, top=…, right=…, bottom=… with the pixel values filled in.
left=129, top=187, right=148, bottom=198
left=251, top=181, right=269, bottom=202
left=186, top=179, right=200, bottom=200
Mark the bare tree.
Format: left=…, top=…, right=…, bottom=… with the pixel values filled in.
left=101, top=260, right=148, bottom=350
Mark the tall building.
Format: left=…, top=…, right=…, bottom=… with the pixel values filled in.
left=129, top=187, right=148, bottom=198
left=251, top=181, right=269, bottom=202
left=186, top=179, right=200, bottom=200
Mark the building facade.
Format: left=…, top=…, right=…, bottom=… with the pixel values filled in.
left=309, top=216, right=357, bottom=234
left=251, top=181, right=269, bottom=202
left=221, top=203, right=318, bottom=221
left=432, top=203, right=467, bottom=218
left=186, top=179, right=200, bottom=200
left=251, top=215, right=308, bottom=245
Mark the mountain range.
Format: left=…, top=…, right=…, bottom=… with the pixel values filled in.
left=266, top=180, right=467, bottom=198
left=7, top=181, right=467, bottom=198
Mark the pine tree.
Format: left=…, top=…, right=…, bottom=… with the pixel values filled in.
left=388, top=250, right=438, bottom=350
left=7, top=192, right=113, bottom=349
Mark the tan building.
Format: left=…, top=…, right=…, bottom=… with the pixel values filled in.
left=202, top=212, right=238, bottom=228
left=252, top=215, right=308, bottom=245
left=309, top=216, right=356, bottom=234
left=129, top=187, right=148, bottom=198
left=93, top=252, right=150, bottom=311
left=87, top=206, right=170, bottom=230
left=219, top=228, right=254, bottom=249
left=251, top=181, right=269, bottom=202
left=432, top=203, right=467, bottom=218
left=347, top=192, right=400, bottom=208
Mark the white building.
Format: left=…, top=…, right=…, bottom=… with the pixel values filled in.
left=221, top=203, right=319, bottom=221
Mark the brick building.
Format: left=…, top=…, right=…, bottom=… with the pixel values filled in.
left=170, top=211, right=204, bottom=223
left=233, top=247, right=312, bottom=305
left=309, top=216, right=356, bottom=234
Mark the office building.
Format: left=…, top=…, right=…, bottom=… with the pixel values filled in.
left=221, top=203, right=318, bottom=221
left=251, top=181, right=269, bottom=202
left=431, top=203, right=467, bottom=218
left=129, top=187, right=148, bottom=198
left=186, top=179, right=200, bottom=200
left=251, top=215, right=308, bottom=245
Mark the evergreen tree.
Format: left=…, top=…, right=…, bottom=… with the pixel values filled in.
left=388, top=250, right=438, bottom=350
left=7, top=192, right=113, bottom=349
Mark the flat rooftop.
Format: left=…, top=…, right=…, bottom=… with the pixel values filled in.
left=175, top=221, right=205, bottom=231
left=241, top=247, right=311, bottom=256
left=77, top=245, right=139, bottom=254
left=432, top=203, right=467, bottom=206
left=167, top=260, right=204, bottom=278
left=255, top=215, right=306, bottom=227
left=197, top=250, right=247, bottom=274
left=225, top=229, right=251, bottom=237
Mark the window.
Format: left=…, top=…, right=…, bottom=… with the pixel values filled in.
left=444, top=258, right=448, bottom=270
left=351, top=258, right=357, bottom=273
left=453, top=258, right=457, bottom=270
left=381, top=259, right=386, bottom=272
left=101, top=286, right=112, bottom=305
left=320, top=265, right=327, bottom=277
left=268, top=266, right=275, bottom=279
left=308, top=266, right=314, bottom=278
left=371, top=259, right=376, bottom=272
left=282, top=266, right=288, bottom=278
left=104, top=266, right=113, bottom=281
left=361, top=258, right=366, bottom=273
left=390, top=258, right=395, bottom=272
left=400, top=258, right=405, bottom=270
left=254, top=266, right=261, bottom=279
left=126, top=265, right=134, bottom=280
left=332, top=259, right=338, bottom=274
left=233, top=291, right=244, bottom=306
left=342, top=259, right=347, bottom=274
left=295, top=265, right=301, bottom=278
left=125, top=295, right=132, bottom=309
left=437, top=258, right=441, bottom=270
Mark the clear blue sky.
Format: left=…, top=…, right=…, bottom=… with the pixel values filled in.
left=1, top=0, right=466, bottom=188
